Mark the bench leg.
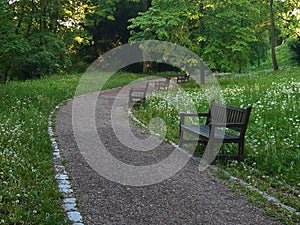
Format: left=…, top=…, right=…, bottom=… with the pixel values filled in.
left=206, top=141, right=217, bottom=162
left=238, top=142, right=244, bottom=161
left=179, top=128, right=184, bottom=147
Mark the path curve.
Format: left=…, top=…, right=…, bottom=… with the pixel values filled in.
left=55, top=82, right=282, bottom=225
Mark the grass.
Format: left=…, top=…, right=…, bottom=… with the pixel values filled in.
left=0, top=72, right=145, bottom=224
left=131, top=67, right=300, bottom=223
left=0, top=66, right=299, bottom=224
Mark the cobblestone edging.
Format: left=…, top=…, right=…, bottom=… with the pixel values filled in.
left=48, top=104, right=84, bottom=225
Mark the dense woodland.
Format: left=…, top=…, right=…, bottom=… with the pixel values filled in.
left=1, top=0, right=300, bottom=83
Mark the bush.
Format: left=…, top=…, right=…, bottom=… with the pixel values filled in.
left=7, top=33, right=72, bottom=80
left=22, top=51, right=58, bottom=78
left=287, top=38, right=300, bottom=65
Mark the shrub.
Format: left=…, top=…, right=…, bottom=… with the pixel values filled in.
left=287, top=38, right=300, bottom=65
left=7, top=33, right=72, bottom=80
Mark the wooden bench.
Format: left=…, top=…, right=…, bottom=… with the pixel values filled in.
left=177, top=74, right=189, bottom=83
left=179, top=100, right=252, bottom=161
left=128, top=82, right=149, bottom=106
left=154, top=77, right=170, bottom=91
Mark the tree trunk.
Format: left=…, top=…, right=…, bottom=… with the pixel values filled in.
left=1, top=64, right=11, bottom=84
left=199, top=61, right=205, bottom=85
left=143, top=0, right=151, bottom=10
left=270, top=0, right=279, bottom=71
left=15, top=6, right=25, bottom=35
left=142, top=0, right=151, bottom=74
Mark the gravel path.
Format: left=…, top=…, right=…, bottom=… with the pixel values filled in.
left=55, top=82, right=282, bottom=225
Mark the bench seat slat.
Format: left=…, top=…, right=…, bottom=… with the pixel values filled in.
left=128, top=82, right=149, bottom=106
left=131, top=92, right=145, bottom=98
left=181, top=125, right=240, bottom=141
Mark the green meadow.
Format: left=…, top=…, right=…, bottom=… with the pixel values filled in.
left=0, top=73, right=144, bottom=224
left=0, top=68, right=299, bottom=224
left=132, top=68, right=300, bottom=224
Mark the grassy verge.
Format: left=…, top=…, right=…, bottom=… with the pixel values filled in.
left=131, top=67, right=300, bottom=223
left=0, top=72, right=145, bottom=224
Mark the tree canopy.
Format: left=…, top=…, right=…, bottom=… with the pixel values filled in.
left=129, top=0, right=300, bottom=72
left=0, top=0, right=299, bottom=82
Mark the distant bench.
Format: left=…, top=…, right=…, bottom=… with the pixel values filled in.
left=179, top=100, right=252, bottom=161
left=177, top=74, right=189, bottom=83
left=128, top=82, right=149, bottom=106
left=155, top=77, right=170, bottom=91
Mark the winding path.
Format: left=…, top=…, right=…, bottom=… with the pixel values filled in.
left=55, top=82, right=282, bottom=225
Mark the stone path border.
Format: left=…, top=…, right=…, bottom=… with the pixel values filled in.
left=48, top=105, right=85, bottom=225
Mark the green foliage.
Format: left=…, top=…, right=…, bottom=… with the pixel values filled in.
left=274, top=0, right=300, bottom=39
left=1, top=0, right=299, bottom=80
left=1, top=33, right=72, bottom=80
left=76, top=0, right=145, bottom=62
left=0, top=0, right=147, bottom=80
left=23, top=34, right=71, bottom=79
left=287, top=37, right=300, bottom=65
left=128, top=0, right=271, bottom=72
left=0, top=0, right=87, bottom=82
left=249, top=42, right=299, bottom=71
left=200, top=0, right=266, bottom=72
left=128, top=0, right=300, bottom=73
left=129, top=0, right=202, bottom=51
left=248, top=30, right=270, bottom=68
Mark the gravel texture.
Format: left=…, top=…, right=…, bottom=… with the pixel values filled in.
left=55, top=83, right=282, bottom=225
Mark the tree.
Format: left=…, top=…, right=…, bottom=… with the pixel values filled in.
left=288, top=37, right=300, bottom=65
left=270, top=0, right=279, bottom=71
left=0, top=0, right=31, bottom=82
left=81, top=0, right=145, bottom=62
left=0, top=0, right=89, bottom=82
left=201, top=0, right=264, bottom=72
left=128, top=0, right=270, bottom=73
left=129, top=0, right=202, bottom=50
left=128, top=0, right=203, bottom=74
left=275, top=0, right=300, bottom=39
left=262, top=0, right=300, bottom=71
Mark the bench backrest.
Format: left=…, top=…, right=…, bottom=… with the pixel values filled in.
left=143, top=81, right=150, bottom=97
left=206, top=100, right=252, bottom=134
left=129, top=81, right=149, bottom=97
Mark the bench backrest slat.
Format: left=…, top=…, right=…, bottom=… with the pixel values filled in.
left=143, top=81, right=150, bottom=97
left=206, top=100, right=252, bottom=133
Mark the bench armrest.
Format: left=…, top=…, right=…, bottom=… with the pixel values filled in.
left=209, top=122, right=245, bottom=128
left=179, top=112, right=209, bottom=125
left=129, top=82, right=149, bottom=93
left=129, top=88, right=146, bottom=92
left=208, top=123, right=246, bottom=137
left=180, top=112, right=209, bottom=117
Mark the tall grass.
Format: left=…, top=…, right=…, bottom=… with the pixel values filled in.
left=0, top=72, right=145, bottom=224
left=217, top=70, right=300, bottom=185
